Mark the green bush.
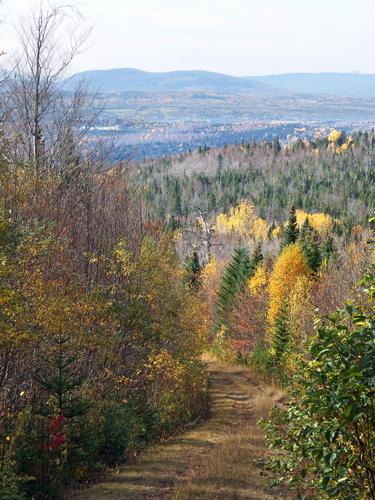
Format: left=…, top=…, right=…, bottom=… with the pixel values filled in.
left=262, top=296, right=375, bottom=498
left=99, top=401, right=145, bottom=464
left=250, top=342, right=275, bottom=376
left=0, top=462, right=24, bottom=500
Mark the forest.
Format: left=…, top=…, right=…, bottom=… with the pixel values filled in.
left=135, top=130, right=374, bottom=227
left=0, top=3, right=374, bottom=500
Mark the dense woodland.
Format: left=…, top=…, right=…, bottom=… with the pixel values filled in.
left=0, top=3, right=374, bottom=500
left=136, top=131, right=374, bottom=229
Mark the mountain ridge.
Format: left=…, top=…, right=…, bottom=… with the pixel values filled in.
left=66, top=68, right=276, bottom=95
left=67, top=68, right=375, bottom=97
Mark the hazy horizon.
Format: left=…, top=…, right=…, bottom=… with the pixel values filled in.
left=71, top=67, right=375, bottom=77
left=3, top=0, right=375, bottom=76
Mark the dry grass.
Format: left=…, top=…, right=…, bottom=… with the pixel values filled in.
left=73, top=357, right=288, bottom=499
left=173, top=358, right=286, bottom=499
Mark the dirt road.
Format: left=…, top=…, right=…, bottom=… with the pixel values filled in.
left=74, top=359, right=286, bottom=499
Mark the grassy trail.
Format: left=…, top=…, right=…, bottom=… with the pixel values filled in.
left=74, top=359, right=286, bottom=499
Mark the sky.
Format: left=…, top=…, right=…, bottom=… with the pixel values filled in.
left=3, top=0, right=375, bottom=76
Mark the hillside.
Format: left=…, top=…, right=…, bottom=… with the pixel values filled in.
left=66, top=68, right=277, bottom=95
left=69, top=68, right=375, bottom=98
left=133, top=130, right=374, bottom=227
left=2, top=3, right=375, bottom=499
left=2, top=83, right=375, bottom=500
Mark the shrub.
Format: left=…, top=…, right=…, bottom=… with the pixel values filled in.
left=250, top=341, right=274, bottom=375
left=262, top=297, right=375, bottom=498
left=0, top=462, right=24, bottom=500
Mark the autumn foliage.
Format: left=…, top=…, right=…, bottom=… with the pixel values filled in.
left=267, top=243, right=311, bottom=331
left=0, top=161, right=209, bottom=497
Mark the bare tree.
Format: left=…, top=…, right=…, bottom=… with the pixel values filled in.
left=196, top=209, right=217, bottom=262
left=181, top=209, right=221, bottom=263
left=4, top=2, right=98, bottom=174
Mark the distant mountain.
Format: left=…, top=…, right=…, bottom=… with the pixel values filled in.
left=66, top=68, right=278, bottom=95
left=67, top=68, right=375, bottom=98
left=253, top=72, right=375, bottom=98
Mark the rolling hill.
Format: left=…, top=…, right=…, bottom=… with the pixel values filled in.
left=67, top=68, right=375, bottom=98
left=66, top=68, right=276, bottom=95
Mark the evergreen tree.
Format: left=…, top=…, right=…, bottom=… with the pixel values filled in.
left=250, top=242, right=263, bottom=274
left=282, top=205, right=299, bottom=247
left=171, top=181, right=182, bottom=216
left=299, top=217, right=311, bottom=241
left=300, top=219, right=322, bottom=272
left=215, top=246, right=252, bottom=330
left=321, top=236, right=336, bottom=262
left=37, top=332, right=89, bottom=420
left=207, top=191, right=217, bottom=212
left=273, top=301, right=290, bottom=363
left=304, top=233, right=321, bottom=273
left=217, top=153, right=223, bottom=171
left=184, top=250, right=202, bottom=290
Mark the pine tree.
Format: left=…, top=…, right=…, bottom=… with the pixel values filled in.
left=37, top=332, right=89, bottom=420
left=172, top=182, right=182, bottom=216
left=215, top=246, right=252, bottom=330
left=299, top=217, right=311, bottom=241
left=273, top=301, right=289, bottom=362
left=249, top=242, right=263, bottom=274
left=321, top=236, right=336, bottom=262
left=208, top=192, right=217, bottom=212
left=217, top=153, right=223, bottom=171
left=282, top=205, right=299, bottom=247
left=184, top=250, right=202, bottom=290
left=300, top=219, right=322, bottom=272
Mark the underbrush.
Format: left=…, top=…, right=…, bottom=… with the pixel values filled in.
left=210, top=329, right=288, bottom=385
left=2, top=361, right=209, bottom=499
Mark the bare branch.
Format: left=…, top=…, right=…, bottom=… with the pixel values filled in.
left=3, top=1, right=95, bottom=173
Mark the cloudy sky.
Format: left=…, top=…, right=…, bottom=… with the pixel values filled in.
left=3, top=0, right=375, bottom=75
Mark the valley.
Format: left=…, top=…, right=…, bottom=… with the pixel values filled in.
left=70, top=69, right=375, bottom=159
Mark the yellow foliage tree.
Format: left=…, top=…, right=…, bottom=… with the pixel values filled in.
left=328, top=129, right=343, bottom=143
left=295, top=209, right=333, bottom=234
left=336, top=137, right=353, bottom=154
left=253, top=217, right=269, bottom=240
left=215, top=200, right=268, bottom=240
left=271, top=226, right=282, bottom=239
left=201, top=256, right=225, bottom=318
left=288, top=275, right=314, bottom=353
left=216, top=200, right=255, bottom=235
left=268, top=243, right=311, bottom=334
left=248, top=264, right=268, bottom=294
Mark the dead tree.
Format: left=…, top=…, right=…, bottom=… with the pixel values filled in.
left=196, top=210, right=217, bottom=262
left=182, top=209, right=221, bottom=263
left=4, top=2, right=97, bottom=174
